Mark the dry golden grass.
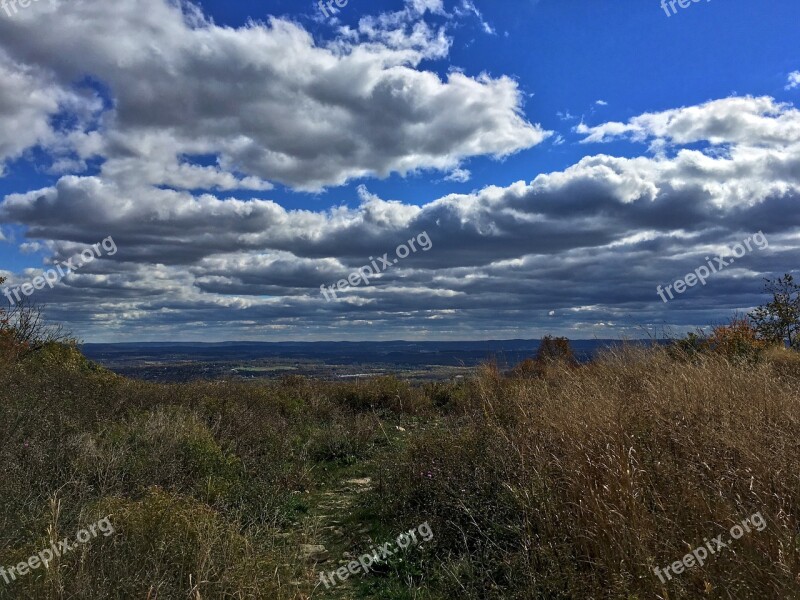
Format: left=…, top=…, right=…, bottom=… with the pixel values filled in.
left=373, top=346, right=800, bottom=599
left=3, top=341, right=800, bottom=598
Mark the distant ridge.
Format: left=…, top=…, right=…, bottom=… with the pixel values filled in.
left=82, top=339, right=661, bottom=367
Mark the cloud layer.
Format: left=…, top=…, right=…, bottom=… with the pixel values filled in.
left=0, top=1, right=798, bottom=341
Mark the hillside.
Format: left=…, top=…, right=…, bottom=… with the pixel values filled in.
left=2, top=342, right=800, bottom=598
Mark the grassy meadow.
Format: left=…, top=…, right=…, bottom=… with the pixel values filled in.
left=1, top=336, right=800, bottom=599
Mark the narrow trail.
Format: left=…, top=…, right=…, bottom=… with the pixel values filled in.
left=300, top=468, right=376, bottom=599
left=289, top=421, right=416, bottom=599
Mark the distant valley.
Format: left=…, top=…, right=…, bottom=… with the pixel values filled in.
left=81, top=339, right=648, bottom=382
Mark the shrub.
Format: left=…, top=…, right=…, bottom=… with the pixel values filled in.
left=73, top=407, right=244, bottom=504
left=306, top=413, right=382, bottom=463
left=670, top=316, right=770, bottom=363
left=510, top=336, right=579, bottom=380
left=330, top=375, right=431, bottom=414
left=535, top=335, right=577, bottom=365
left=705, top=316, right=770, bottom=361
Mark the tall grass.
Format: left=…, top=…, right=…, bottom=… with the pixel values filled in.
left=2, top=342, right=799, bottom=598
left=372, top=347, right=800, bottom=598
left=0, top=344, right=433, bottom=599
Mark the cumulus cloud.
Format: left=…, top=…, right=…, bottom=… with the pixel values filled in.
left=576, top=96, right=800, bottom=148
left=787, top=71, right=800, bottom=90
left=0, top=0, right=548, bottom=191
left=2, top=90, right=799, bottom=340
left=0, top=53, right=103, bottom=172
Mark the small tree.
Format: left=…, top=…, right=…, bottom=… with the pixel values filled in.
left=509, top=336, right=577, bottom=378
left=749, top=274, right=800, bottom=349
left=0, top=276, right=71, bottom=359
left=536, top=335, right=577, bottom=365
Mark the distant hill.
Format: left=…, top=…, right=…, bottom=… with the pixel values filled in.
left=82, top=339, right=657, bottom=365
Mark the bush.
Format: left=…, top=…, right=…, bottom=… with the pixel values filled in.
left=330, top=375, right=431, bottom=414
left=535, top=335, right=577, bottom=365
left=510, top=336, right=579, bottom=380
left=306, top=413, right=383, bottom=463
left=73, top=407, right=244, bottom=504
left=670, top=317, right=770, bottom=363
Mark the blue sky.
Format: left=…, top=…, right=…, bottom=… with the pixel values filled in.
left=188, top=0, right=800, bottom=211
left=0, top=0, right=798, bottom=341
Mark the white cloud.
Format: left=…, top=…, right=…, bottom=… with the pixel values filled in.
left=444, top=167, right=471, bottom=182
left=577, top=96, right=800, bottom=148
left=787, top=71, right=800, bottom=90
left=0, top=3, right=797, bottom=340
left=455, top=0, right=496, bottom=35
left=557, top=110, right=576, bottom=121
left=0, top=0, right=548, bottom=191
left=0, top=54, right=103, bottom=172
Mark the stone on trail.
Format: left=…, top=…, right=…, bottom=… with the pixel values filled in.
left=300, top=544, right=329, bottom=562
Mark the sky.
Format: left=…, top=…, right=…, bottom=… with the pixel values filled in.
left=0, top=0, right=798, bottom=342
